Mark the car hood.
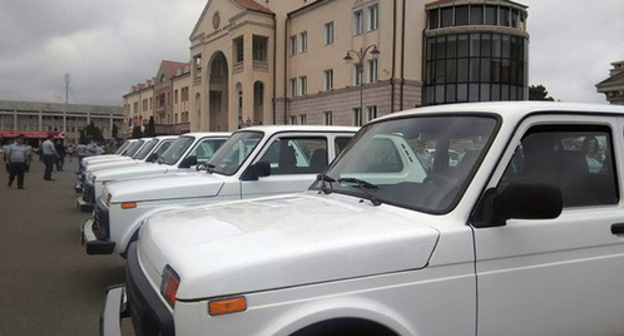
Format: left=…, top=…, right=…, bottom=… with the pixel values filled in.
left=87, top=159, right=142, bottom=173
left=139, top=193, right=440, bottom=300
left=94, top=164, right=170, bottom=182
left=84, top=156, right=128, bottom=166
left=107, top=172, right=225, bottom=203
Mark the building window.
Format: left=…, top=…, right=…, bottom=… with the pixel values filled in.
left=324, top=22, right=334, bottom=45
left=368, top=59, right=378, bottom=83
left=441, top=7, right=453, bottom=28
left=455, top=5, right=469, bottom=26
left=324, top=111, right=333, bottom=125
left=368, top=5, right=379, bottom=31
left=485, top=5, right=498, bottom=25
left=353, top=108, right=362, bottom=126
left=290, top=78, right=297, bottom=97
left=353, top=11, right=363, bottom=35
left=324, top=69, right=334, bottom=91
left=353, top=64, right=363, bottom=85
left=174, top=90, right=178, bottom=104
left=142, top=99, right=148, bottom=111
left=194, top=54, right=202, bottom=71
left=471, top=5, right=484, bottom=25
left=300, top=114, right=307, bottom=125
left=298, top=76, right=307, bottom=96
left=299, top=32, right=307, bottom=53
left=236, top=38, right=244, bottom=62
left=367, top=106, right=378, bottom=122
left=290, top=35, right=297, bottom=56
left=290, top=115, right=297, bottom=125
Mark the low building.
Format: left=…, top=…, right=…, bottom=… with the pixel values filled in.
left=0, top=100, right=124, bottom=143
left=596, top=61, right=624, bottom=105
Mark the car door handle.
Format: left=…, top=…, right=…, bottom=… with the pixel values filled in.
left=611, top=223, right=624, bottom=235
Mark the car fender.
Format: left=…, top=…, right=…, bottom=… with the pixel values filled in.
left=116, top=205, right=187, bottom=254
left=256, top=297, right=418, bottom=336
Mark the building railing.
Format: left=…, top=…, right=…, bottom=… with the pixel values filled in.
left=253, top=60, right=268, bottom=72
left=155, top=122, right=191, bottom=135
left=233, top=62, right=244, bottom=74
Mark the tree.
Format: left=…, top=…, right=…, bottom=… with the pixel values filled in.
left=132, top=126, right=143, bottom=139
left=529, top=85, right=555, bottom=101
left=144, top=116, right=156, bottom=137
left=112, top=124, right=119, bottom=139
left=79, top=122, right=105, bottom=144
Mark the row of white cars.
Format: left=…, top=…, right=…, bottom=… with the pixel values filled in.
left=80, top=102, right=624, bottom=336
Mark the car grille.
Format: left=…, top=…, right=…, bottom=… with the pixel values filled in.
left=126, top=242, right=174, bottom=336
left=83, top=182, right=95, bottom=204
left=93, top=199, right=110, bottom=239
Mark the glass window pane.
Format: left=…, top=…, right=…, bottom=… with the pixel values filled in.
left=501, top=59, right=511, bottom=83
left=492, top=34, right=502, bottom=57
left=441, top=7, right=453, bottom=27
left=469, top=83, right=480, bottom=101
left=500, top=7, right=510, bottom=26
left=481, top=59, right=491, bottom=82
left=491, top=58, right=501, bottom=83
left=458, top=58, right=469, bottom=82
left=510, top=85, right=517, bottom=100
left=485, top=5, right=498, bottom=25
left=517, top=87, right=524, bottom=100
left=458, top=34, right=469, bottom=57
left=426, top=38, right=435, bottom=60
left=480, top=83, right=490, bottom=100
left=426, top=62, right=435, bottom=84
left=510, top=60, right=518, bottom=85
left=436, top=60, right=446, bottom=84
left=481, top=34, right=492, bottom=57
left=435, top=85, right=445, bottom=104
left=502, top=35, right=511, bottom=59
left=501, top=85, right=510, bottom=100
left=426, top=86, right=435, bottom=104
left=470, top=5, right=483, bottom=25
left=456, top=6, right=469, bottom=26
left=511, top=9, right=519, bottom=28
left=447, top=35, right=457, bottom=58
left=436, top=36, right=446, bottom=59
left=470, top=34, right=481, bottom=57
left=491, top=84, right=501, bottom=100
left=470, top=58, right=480, bottom=82
left=457, top=84, right=468, bottom=102
left=446, top=84, right=457, bottom=102
left=446, top=59, right=457, bottom=82
left=429, top=9, right=439, bottom=29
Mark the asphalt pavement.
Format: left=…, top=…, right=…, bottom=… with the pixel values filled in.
left=0, top=157, right=133, bottom=335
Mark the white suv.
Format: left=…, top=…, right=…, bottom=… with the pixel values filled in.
left=102, top=102, right=624, bottom=336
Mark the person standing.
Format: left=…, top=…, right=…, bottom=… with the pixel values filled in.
left=42, top=134, right=58, bottom=181
left=76, top=142, right=87, bottom=164
left=3, top=138, right=13, bottom=173
left=66, top=144, right=75, bottom=163
left=55, top=140, right=66, bottom=171
left=5, top=134, right=31, bottom=189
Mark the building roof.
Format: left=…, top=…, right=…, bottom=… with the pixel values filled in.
left=232, top=0, right=273, bottom=14
left=426, top=0, right=528, bottom=9
left=596, top=70, right=624, bottom=89
left=162, top=60, right=190, bottom=79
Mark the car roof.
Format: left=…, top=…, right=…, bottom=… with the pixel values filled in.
left=180, top=132, right=231, bottom=138
left=154, top=135, right=178, bottom=140
left=374, top=102, right=624, bottom=125
left=233, top=125, right=360, bottom=136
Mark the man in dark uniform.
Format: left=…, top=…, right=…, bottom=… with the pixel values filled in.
left=5, top=134, right=31, bottom=189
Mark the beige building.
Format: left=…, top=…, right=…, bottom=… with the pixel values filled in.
left=0, top=100, right=123, bottom=143
left=596, top=60, right=624, bottom=105
left=124, top=0, right=529, bottom=132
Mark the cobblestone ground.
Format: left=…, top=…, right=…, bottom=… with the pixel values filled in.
left=0, top=157, right=134, bottom=335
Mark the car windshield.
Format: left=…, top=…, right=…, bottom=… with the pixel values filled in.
left=153, top=139, right=175, bottom=157
left=160, top=136, right=194, bottom=165
left=316, top=115, right=498, bottom=213
left=124, top=140, right=144, bottom=157
left=114, top=141, right=129, bottom=155
left=209, top=131, right=263, bottom=175
left=134, top=139, right=159, bottom=160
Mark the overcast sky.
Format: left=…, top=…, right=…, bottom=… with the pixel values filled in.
left=0, top=0, right=622, bottom=106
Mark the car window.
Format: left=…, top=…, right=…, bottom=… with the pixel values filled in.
left=160, top=136, right=194, bottom=165
left=335, top=137, right=352, bottom=156
left=259, top=137, right=328, bottom=175
left=154, top=140, right=174, bottom=156
left=190, top=138, right=227, bottom=163
left=500, top=125, right=618, bottom=207
left=209, top=132, right=263, bottom=175
left=134, top=139, right=159, bottom=160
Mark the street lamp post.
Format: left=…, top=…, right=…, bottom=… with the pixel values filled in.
left=343, top=45, right=380, bottom=125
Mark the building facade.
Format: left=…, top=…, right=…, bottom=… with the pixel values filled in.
left=124, top=0, right=529, bottom=132
left=0, top=100, right=123, bottom=143
left=596, top=60, right=624, bottom=105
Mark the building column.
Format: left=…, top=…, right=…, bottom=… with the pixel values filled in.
left=38, top=111, right=42, bottom=131
left=109, top=115, right=114, bottom=139
left=242, top=33, right=255, bottom=125
left=13, top=109, right=17, bottom=130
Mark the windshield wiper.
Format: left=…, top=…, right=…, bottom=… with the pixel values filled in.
left=337, top=177, right=382, bottom=206
left=316, top=173, right=336, bottom=195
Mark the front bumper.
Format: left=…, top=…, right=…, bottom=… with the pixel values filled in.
left=82, top=218, right=115, bottom=255
left=76, top=196, right=95, bottom=213
left=100, top=242, right=174, bottom=336
left=100, top=285, right=128, bottom=336
left=74, top=182, right=83, bottom=194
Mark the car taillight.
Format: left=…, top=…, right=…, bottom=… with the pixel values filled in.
left=160, top=265, right=180, bottom=308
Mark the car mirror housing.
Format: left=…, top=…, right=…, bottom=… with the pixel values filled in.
left=178, top=155, right=198, bottom=169
left=242, top=161, right=271, bottom=181
left=472, top=183, right=563, bottom=228
left=146, top=153, right=159, bottom=163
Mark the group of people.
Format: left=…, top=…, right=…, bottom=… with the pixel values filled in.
left=2, top=134, right=105, bottom=189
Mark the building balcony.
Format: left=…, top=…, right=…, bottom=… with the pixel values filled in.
left=155, top=122, right=190, bottom=135
left=253, top=60, right=268, bottom=72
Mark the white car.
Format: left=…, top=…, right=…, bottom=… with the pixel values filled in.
left=76, top=133, right=230, bottom=212
left=103, top=102, right=624, bottom=336
left=82, top=125, right=357, bottom=256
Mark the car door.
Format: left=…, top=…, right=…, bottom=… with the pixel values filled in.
left=240, top=134, right=330, bottom=199
left=473, top=114, right=624, bottom=336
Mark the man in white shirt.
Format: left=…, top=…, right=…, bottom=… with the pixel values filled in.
left=42, top=134, right=58, bottom=181
left=5, top=134, right=31, bottom=189
left=3, top=138, right=13, bottom=173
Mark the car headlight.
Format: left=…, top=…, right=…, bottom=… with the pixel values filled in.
left=160, top=265, right=180, bottom=308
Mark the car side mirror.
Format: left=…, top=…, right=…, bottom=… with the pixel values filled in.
left=146, top=153, right=159, bottom=163
left=178, top=155, right=198, bottom=169
left=472, top=183, right=563, bottom=228
left=242, top=161, right=271, bottom=181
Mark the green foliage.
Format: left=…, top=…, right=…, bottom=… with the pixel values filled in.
left=79, top=121, right=105, bottom=144
left=144, top=116, right=156, bottom=137
left=529, top=85, right=555, bottom=101
left=132, top=126, right=143, bottom=139
left=112, top=124, right=119, bottom=139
